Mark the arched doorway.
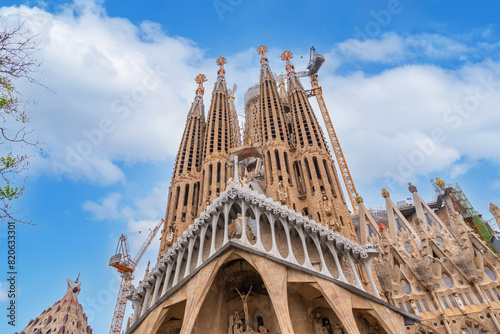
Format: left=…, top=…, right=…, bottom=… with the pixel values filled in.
left=192, top=258, right=279, bottom=333
left=153, top=300, right=186, bottom=334
left=353, top=310, right=388, bottom=334
left=460, top=317, right=492, bottom=334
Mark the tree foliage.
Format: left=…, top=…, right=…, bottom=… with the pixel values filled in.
left=0, top=21, right=42, bottom=224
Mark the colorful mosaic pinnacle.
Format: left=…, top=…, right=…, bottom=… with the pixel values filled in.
left=281, top=50, right=295, bottom=73
left=195, top=73, right=206, bottom=98
left=257, top=45, right=269, bottom=64
left=216, top=56, right=227, bottom=78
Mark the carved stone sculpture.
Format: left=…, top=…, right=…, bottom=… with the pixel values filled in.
left=277, top=181, right=288, bottom=205
left=323, top=195, right=333, bottom=216
left=229, top=311, right=244, bottom=334
left=258, top=325, right=268, bottom=332
left=236, top=286, right=253, bottom=332
left=333, top=324, right=343, bottom=334
left=313, top=313, right=327, bottom=334
left=454, top=293, right=465, bottom=312
left=166, top=224, right=176, bottom=246
left=410, top=299, right=420, bottom=316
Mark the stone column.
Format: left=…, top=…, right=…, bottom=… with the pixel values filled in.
left=184, top=237, right=196, bottom=277
left=326, top=242, right=347, bottom=283
left=140, top=285, right=152, bottom=317
left=160, top=262, right=173, bottom=296
left=131, top=297, right=142, bottom=323
left=197, top=225, right=208, bottom=267
left=360, top=257, right=380, bottom=299
left=173, top=248, right=185, bottom=286
left=345, top=252, right=365, bottom=291
left=209, top=215, right=218, bottom=256
left=311, top=234, right=329, bottom=276
left=151, top=272, right=163, bottom=304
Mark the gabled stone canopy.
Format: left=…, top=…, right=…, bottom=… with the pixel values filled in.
left=126, top=183, right=403, bottom=332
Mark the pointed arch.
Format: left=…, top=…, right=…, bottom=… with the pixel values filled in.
left=459, top=317, right=492, bottom=334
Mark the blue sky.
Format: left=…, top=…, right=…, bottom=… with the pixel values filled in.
left=1, top=0, right=500, bottom=333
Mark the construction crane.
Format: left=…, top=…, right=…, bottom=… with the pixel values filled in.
left=277, top=47, right=359, bottom=213
left=108, top=219, right=164, bottom=334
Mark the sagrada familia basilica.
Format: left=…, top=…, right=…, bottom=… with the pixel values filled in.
left=17, top=46, right=500, bottom=334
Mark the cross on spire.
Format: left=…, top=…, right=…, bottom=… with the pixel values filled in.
left=227, top=155, right=245, bottom=183
left=281, top=50, right=295, bottom=74
left=195, top=74, right=207, bottom=98
left=257, top=45, right=269, bottom=65
left=216, top=56, right=227, bottom=79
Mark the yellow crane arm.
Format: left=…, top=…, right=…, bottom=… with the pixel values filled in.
left=109, top=219, right=164, bottom=334
left=310, top=74, right=359, bottom=213
left=132, top=219, right=164, bottom=268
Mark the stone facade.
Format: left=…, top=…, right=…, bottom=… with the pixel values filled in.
left=130, top=45, right=500, bottom=334
left=127, top=47, right=421, bottom=334
left=355, top=183, right=500, bottom=334
left=159, top=47, right=356, bottom=260
left=16, top=278, right=93, bottom=334
left=491, top=203, right=500, bottom=227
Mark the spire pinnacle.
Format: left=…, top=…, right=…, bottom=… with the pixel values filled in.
left=195, top=74, right=207, bottom=99
left=281, top=50, right=295, bottom=74
left=281, top=50, right=303, bottom=92
left=257, top=45, right=269, bottom=65
left=258, top=46, right=275, bottom=82
left=216, top=56, right=227, bottom=80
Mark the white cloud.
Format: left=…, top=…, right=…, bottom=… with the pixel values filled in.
left=337, top=32, right=406, bottom=63
left=2, top=1, right=500, bottom=191
left=0, top=281, right=8, bottom=302
left=450, top=161, right=477, bottom=179
left=82, top=192, right=125, bottom=221
left=335, top=31, right=499, bottom=63
left=313, top=58, right=500, bottom=184
left=1, top=3, right=216, bottom=185
left=82, top=182, right=168, bottom=252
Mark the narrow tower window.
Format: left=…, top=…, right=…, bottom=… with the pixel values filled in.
left=275, top=150, right=281, bottom=171
left=313, top=157, right=322, bottom=180
left=217, top=162, right=221, bottom=183
left=183, top=184, right=190, bottom=207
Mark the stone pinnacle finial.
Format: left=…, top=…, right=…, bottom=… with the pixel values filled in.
left=355, top=193, right=364, bottom=204
left=257, top=45, right=269, bottom=65
left=281, top=50, right=295, bottom=73
left=216, top=56, right=227, bottom=79
left=381, top=188, right=390, bottom=198
left=435, top=177, right=445, bottom=189
left=408, top=182, right=417, bottom=193
left=195, top=74, right=207, bottom=98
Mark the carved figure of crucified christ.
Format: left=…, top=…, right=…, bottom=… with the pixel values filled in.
left=236, top=286, right=253, bottom=331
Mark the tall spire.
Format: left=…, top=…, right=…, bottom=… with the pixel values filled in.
left=198, top=57, right=236, bottom=211
left=17, top=279, right=93, bottom=334
left=283, top=50, right=354, bottom=239
left=258, top=45, right=275, bottom=82
left=188, top=74, right=207, bottom=118
left=159, top=75, right=206, bottom=257
left=256, top=45, right=295, bottom=207
left=214, top=56, right=228, bottom=93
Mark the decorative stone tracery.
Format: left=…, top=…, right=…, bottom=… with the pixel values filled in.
left=127, top=183, right=381, bottom=327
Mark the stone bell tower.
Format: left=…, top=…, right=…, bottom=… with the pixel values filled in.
left=159, top=74, right=206, bottom=257
left=17, top=278, right=93, bottom=334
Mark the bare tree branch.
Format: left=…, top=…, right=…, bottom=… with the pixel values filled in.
left=0, top=17, right=43, bottom=225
